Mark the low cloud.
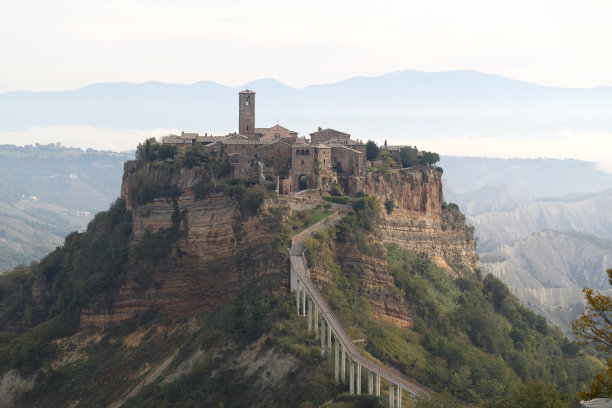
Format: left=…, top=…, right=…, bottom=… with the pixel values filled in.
left=389, top=128, right=612, bottom=174
left=0, top=126, right=181, bottom=152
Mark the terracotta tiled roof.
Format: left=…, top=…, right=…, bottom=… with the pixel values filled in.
left=309, top=128, right=350, bottom=138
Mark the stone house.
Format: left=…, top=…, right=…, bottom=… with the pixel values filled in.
left=309, top=127, right=350, bottom=144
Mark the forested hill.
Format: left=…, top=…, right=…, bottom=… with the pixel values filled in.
left=0, top=144, right=132, bottom=271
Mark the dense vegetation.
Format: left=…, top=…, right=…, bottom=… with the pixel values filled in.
left=304, top=198, right=604, bottom=407
left=364, top=140, right=440, bottom=168
left=0, top=198, right=134, bottom=374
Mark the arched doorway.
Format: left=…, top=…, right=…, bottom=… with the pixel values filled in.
left=298, top=175, right=308, bottom=190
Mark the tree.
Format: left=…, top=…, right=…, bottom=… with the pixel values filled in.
left=572, top=269, right=612, bottom=351
left=422, top=151, right=440, bottom=167
left=400, top=146, right=417, bottom=167
left=157, top=144, right=177, bottom=160
left=378, top=150, right=397, bottom=168
left=572, top=268, right=612, bottom=399
left=366, top=140, right=380, bottom=161
left=135, top=137, right=157, bottom=162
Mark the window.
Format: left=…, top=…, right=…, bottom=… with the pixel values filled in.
left=245, top=95, right=250, bottom=105
left=296, top=149, right=300, bottom=155
left=323, top=159, right=326, bottom=164
left=301, top=160, right=305, bottom=165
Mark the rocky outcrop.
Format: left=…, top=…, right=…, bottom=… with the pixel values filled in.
left=307, top=238, right=413, bottom=327
left=81, top=162, right=477, bottom=327
left=81, top=161, right=288, bottom=327
left=353, top=169, right=478, bottom=273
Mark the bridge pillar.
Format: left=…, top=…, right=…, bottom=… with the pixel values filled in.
left=341, top=345, right=346, bottom=384
left=307, top=299, right=312, bottom=333
left=314, top=305, right=318, bottom=337
left=334, top=336, right=339, bottom=383
left=349, top=361, right=355, bottom=394
left=295, top=280, right=300, bottom=315
left=302, top=288, right=306, bottom=316
left=320, top=319, right=325, bottom=357
left=397, top=385, right=402, bottom=408
left=368, top=370, right=373, bottom=395
left=327, top=325, right=332, bottom=356
left=389, top=383, right=394, bottom=408
left=356, top=363, right=361, bottom=395
left=376, top=373, right=380, bottom=396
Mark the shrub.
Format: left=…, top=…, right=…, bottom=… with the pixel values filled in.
left=352, top=195, right=381, bottom=231
left=130, top=171, right=181, bottom=205
left=400, top=146, right=417, bottom=167
left=384, top=198, right=395, bottom=214
left=323, top=196, right=350, bottom=205
left=180, top=142, right=210, bottom=168
left=135, top=138, right=176, bottom=162
left=239, top=185, right=268, bottom=215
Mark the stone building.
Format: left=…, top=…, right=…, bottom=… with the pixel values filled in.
left=310, top=127, right=350, bottom=144
left=331, top=145, right=363, bottom=176
left=162, top=89, right=413, bottom=194
left=238, top=89, right=256, bottom=136
left=259, top=124, right=298, bottom=143
left=289, top=144, right=335, bottom=190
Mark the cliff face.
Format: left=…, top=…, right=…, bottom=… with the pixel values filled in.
left=82, top=163, right=477, bottom=327
left=352, top=169, right=478, bottom=273
left=81, top=161, right=288, bottom=326
left=305, top=169, right=477, bottom=328
left=309, top=240, right=413, bottom=328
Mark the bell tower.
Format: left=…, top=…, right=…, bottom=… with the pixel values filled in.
left=239, top=89, right=255, bottom=135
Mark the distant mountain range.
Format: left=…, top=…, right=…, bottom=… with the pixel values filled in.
left=2, top=70, right=612, bottom=142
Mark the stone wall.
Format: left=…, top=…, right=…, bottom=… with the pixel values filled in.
left=331, top=145, right=362, bottom=176
left=256, top=141, right=293, bottom=176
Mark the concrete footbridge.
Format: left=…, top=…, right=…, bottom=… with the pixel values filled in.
left=289, top=211, right=432, bottom=407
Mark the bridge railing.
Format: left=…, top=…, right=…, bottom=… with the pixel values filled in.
left=289, top=211, right=432, bottom=399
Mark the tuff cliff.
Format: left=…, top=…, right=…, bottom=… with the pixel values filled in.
left=306, top=168, right=478, bottom=329
left=80, top=162, right=477, bottom=328
left=351, top=169, right=478, bottom=273
left=81, top=160, right=288, bottom=326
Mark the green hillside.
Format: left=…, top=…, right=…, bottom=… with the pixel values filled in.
left=0, top=144, right=131, bottom=272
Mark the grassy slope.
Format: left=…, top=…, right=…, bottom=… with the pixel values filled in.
left=302, top=200, right=605, bottom=407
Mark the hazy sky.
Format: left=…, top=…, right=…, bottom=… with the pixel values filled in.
left=2, top=0, right=612, bottom=167
left=2, top=0, right=612, bottom=93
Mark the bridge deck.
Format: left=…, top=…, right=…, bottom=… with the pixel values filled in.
left=289, top=211, right=432, bottom=398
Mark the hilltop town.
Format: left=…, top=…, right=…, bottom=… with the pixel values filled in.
left=160, top=90, right=439, bottom=195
